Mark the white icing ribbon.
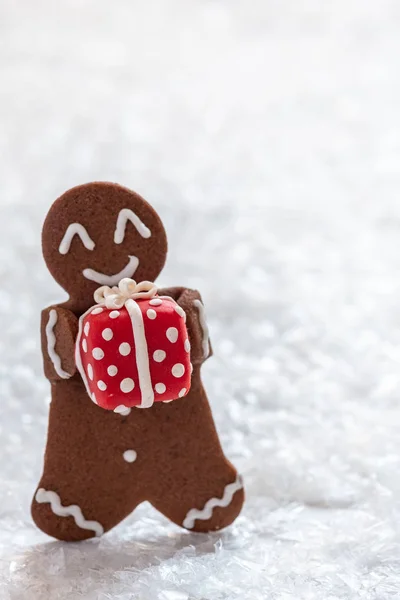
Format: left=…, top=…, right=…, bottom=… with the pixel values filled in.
left=125, top=299, right=155, bottom=408
left=182, top=475, right=243, bottom=529
left=35, top=488, right=104, bottom=537
left=94, top=278, right=158, bottom=309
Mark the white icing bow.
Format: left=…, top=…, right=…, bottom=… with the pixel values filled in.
left=94, top=278, right=158, bottom=309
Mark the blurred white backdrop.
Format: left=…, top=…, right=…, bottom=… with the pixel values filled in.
left=1, top=1, right=400, bottom=598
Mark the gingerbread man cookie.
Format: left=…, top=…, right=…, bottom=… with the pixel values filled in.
left=32, top=182, right=244, bottom=541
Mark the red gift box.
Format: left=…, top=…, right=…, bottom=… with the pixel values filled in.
left=75, top=279, right=191, bottom=412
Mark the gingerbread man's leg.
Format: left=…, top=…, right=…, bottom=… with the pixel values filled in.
left=31, top=379, right=146, bottom=541
left=148, top=372, right=244, bottom=532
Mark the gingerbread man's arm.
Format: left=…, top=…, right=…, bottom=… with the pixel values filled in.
left=41, top=306, right=79, bottom=382
left=158, top=287, right=212, bottom=366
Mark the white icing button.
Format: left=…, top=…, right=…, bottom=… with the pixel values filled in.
left=184, top=339, right=191, bottom=353
left=84, top=322, right=90, bottom=336
left=92, top=347, right=104, bottom=360
left=92, top=307, right=103, bottom=315
left=149, top=298, right=162, bottom=306
left=110, top=311, right=120, bottom=319
left=119, top=342, right=131, bottom=356
left=107, top=365, right=118, bottom=377
left=114, top=405, right=131, bottom=416
left=120, top=378, right=135, bottom=393
left=174, top=305, right=186, bottom=319
left=102, top=328, right=113, bottom=341
left=123, top=449, right=137, bottom=463
left=155, top=383, right=166, bottom=394
left=147, top=309, right=157, bottom=320
left=153, top=350, right=166, bottom=363
left=82, top=338, right=88, bottom=353
left=87, top=364, right=94, bottom=381
left=179, top=388, right=187, bottom=397
left=97, top=380, right=107, bottom=391
left=166, top=327, right=178, bottom=343
left=172, top=363, right=185, bottom=378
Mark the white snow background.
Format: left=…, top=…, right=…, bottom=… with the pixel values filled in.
left=1, top=1, right=400, bottom=598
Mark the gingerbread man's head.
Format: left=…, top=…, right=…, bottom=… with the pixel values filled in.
left=42, top=182, right=168, bottom=314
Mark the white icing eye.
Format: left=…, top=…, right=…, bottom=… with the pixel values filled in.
left=114, top=208, right=151, bottom=244
left=59, top=223, right=95, bottom=255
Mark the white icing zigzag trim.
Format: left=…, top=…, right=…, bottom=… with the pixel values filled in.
left=35, top=488, right=104, bottom=537
left=46, top=309, right=72, bottom=379
left=182, top=475, right=243, bottom=529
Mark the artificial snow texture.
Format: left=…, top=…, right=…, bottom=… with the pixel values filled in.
left=1, top=1, right=400, bottom=599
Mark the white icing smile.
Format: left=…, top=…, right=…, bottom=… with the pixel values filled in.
left=82, top=255, right=139, bottom=286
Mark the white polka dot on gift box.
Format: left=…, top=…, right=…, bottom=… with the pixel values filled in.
left=166, top=327, right=178, bottom=343
left=119, top=342, right=131, bottom=356
left=102, top=328, right=113, bottom=341
left=120, top=378, right=135, bottom=393
left=92, top=347, right=104, bottom=360
left=155, top=382, right=166, bottom=394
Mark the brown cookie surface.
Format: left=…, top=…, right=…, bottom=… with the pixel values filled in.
left=32, top=182, right=244, bottom=541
